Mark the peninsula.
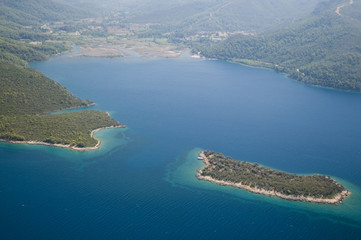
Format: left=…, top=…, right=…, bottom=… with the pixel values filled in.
left=0, top=52, right=124, bottom=151
left=197, top=151, right=350, bottom=204
left=0, top=110, right=125, bottom=151
left=0, top=1, right=128, bottom=151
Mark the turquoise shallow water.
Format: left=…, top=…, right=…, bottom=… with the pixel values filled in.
left=1, top=54, right=361, bottom=239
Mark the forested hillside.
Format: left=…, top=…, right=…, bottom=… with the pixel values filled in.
left=59, top=0, right=325, bottom=32
left=0, top=0, right=122, bottom=149
left=0, top=62, right=91, bottom=115
left=0, top=0, right=84, bottom=66
left=141, top=0, right=325, bottom=32
left=0, top=0, right=88, bottom=25
left=193, top=0, right=361, bottom=91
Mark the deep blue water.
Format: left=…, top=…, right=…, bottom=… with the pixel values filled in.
left=1, top=54, right=361, bottom=239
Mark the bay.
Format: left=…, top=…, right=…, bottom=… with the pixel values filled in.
left=1, top=53, right=361, bottom=239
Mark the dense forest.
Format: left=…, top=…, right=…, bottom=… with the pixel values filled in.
left=0, top=0, right=122, bottom=149
left=0, top=0, right=84, bottom=65
left=193, top=0, right=361, bottom=91
left=0, top=110, right=120, bottom=147
left=0, top=0, right=89, bottom=25
left=59, top=0, right=324, bottom=32
left=0, top=62, right=91, bottom=115
left=201, top=151, right=346, bottom=199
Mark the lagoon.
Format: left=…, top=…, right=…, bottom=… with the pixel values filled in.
left=1, top=54, right=361, bottom=239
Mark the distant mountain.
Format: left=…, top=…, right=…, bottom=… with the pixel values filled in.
left=0, top=0, right=89, bottom=25
left=194, top=0, right=361, bottom=91
left=132, top=0, right=326, bottom=32
left=0, top=0, right=88, bottom=66
left=58, top=0, right=325, bottom=32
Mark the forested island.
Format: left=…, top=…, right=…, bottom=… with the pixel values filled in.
left=197, top=151, right=350, bottom=204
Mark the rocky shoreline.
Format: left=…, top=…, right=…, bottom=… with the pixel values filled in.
left=196, top=152, right=350, bottom=204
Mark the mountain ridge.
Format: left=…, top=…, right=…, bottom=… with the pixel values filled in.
left=193, top=0, right=361, bottom=91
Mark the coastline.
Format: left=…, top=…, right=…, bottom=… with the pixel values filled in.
left=196, top=151, right=350, bottom=205
left=41, top=102, right=96, bottom=115
left=0, top=124, right=125, bottom=151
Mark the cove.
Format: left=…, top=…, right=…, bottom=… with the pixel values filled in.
left=0, top=54, right=361, bottom=239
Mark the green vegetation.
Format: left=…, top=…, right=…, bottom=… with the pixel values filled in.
left=193, top=0, right=361, bottom=91
left=51, top=0, right=324, bottom=45
left=0, top=0, right=122, bottom=149
left=0, top=0, right=81, bottom=66
left=91, top=0, right=324, bottom=32
left=201, top=151, right=346, bottom=199
left=0, top=63, right=122, bottom=147
left=0, top=62, right=91, bottom=115
left=0, top=110, right=120, bottom=148
left=0, top=0, right=89, bottom=25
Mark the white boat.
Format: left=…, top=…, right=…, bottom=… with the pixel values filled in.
left=197, top=157, right=204, bottom=160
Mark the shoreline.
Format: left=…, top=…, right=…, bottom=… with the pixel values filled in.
left=196, top=151, right=350, bottom=205
left=204, top=56, right=361, bottom=93
left=0, top=124, right=125, bottom=151
left=41, top=102, right=96, bottom=115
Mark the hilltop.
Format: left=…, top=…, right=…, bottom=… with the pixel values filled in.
left=192, top=0, right=361, bottom=91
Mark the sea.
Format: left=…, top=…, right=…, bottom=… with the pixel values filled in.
left=1, top=52, right=361, bottom=239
